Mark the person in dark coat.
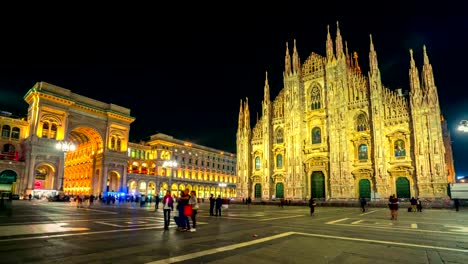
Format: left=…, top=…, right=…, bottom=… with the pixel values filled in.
left=155, top=194, right=160, bottom=211
left=454, top=199, right=460, bottom=212
left=215, top=195, right=222, bottom=216
left=309, top=198, right=316, bottom=216
left=360, top=197, right=367, bottom=212
left=209, top=194, right=215, bottom=216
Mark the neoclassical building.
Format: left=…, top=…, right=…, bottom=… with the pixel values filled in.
left=126, top=133, right=237, bottom=198
left=0, top=82, right=237, bottom=198
left=0, top=82, right=134, bottom=197
left=236, top=24, right=455, bottom=201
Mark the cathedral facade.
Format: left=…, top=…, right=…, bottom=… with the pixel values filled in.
left=236, top=24, right=455, bottom=201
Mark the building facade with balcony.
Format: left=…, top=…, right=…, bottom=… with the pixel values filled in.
left=127, top=133, right=237, bottom=198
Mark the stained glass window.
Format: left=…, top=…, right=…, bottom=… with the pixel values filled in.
left=276, top=128, right=284, bottom=144
left=394, top=140, right=406, bottom=157
left=255, top=156, right=261, bottom=170
left=356, top=113, right=368, bottom=131
left=276, top=154, right=283, bottom=168
left=311, top=86, right=321, bottom=110
left=312, top=127, right=321, bottom=144
left=358, top=144, right=368, bottom=160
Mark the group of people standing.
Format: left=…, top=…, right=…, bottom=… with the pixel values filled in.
left=159, top=188, right=199, bottom=232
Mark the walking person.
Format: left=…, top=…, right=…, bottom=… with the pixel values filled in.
left=188, top=190, right=199, bottom=232
left=389, top=195, right=399, bottom=220
left=410, top=197, right=417, bottom=212
left=155, top=193, right=160, bottom=211
left=209, top=194, right=215, bottom=216
left=28, top=193, right=32, bottom=201
left=162, top=190, right=173, bottom=230
left=247, top=196, right=252, bottom=209
left=215, top=195, right=222, bottom=216
left=359, top=197, right=367, bottom=212
left=416, top=198, right=423, bottom=212
left=454, top=198, right=460, bottom=212
left=309, top=197, right=316, bottom=216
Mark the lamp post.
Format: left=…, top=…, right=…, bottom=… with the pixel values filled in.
left=56, top=141, right=76, bottom=192
left=162, top=160, right=178, bottom=190
left=458, top=120, right=468, bottom=132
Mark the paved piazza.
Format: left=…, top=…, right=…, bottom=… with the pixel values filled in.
left=0, top=201, right=467, bottom=263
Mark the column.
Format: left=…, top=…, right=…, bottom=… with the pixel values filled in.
left=101, top=165, right=108, bottom=195
left=25, top=153, right=37, bottom=194
left=121, top=168, right=128, bottom=193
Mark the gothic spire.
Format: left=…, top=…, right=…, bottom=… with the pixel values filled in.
left=335, top=21, right=344, bottom=58
left=326, top=25, right=334, bottom=60
left=285, top=42, right=292, bottom=75
left=244, top=97, right=250, bottom=130
left=238, top=99, right=244, bottom=131
left=421, top=45, right=436, bottom=93
left=353, top=52, right=361, bottom=74
left=409, top=49, right=421, bottom=98
left=369, top=34, right=379, bottom=76
left=264, top=71, right=270, bottom=103
left=292, top=39, right=301, bottom=74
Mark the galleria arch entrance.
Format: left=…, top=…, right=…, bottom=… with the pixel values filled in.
left=21, top=82, right=135, bottom=196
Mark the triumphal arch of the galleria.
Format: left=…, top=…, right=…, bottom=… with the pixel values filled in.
left=17, top=82, right=134, bottom=197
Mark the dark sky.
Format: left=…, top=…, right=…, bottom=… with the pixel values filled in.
left=1, top=3, right=467, bottom=175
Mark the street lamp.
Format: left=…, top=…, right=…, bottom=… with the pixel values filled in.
left=458, top=120, right=468, bottom=132
left=162, top=160, right=178, bottom=191
left=55, top=141, right=76, bottom=192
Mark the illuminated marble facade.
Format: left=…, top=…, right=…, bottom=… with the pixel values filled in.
left=0, top=81, right=134, bottom=196
left=127, top=133, right=237, bottom=198
left=0, top=82, right=237, bottom=198
left=236, top=24, right=455, bottom=201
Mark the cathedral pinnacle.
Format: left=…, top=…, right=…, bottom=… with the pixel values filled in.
left=409, top=49, right=416, bottom=69
left=326, top=25, right=334, bottom=60
left=368, top=34, right=379, bottom=75
left=345, top=41, right=351, bottom=67
left=335, top=21, right=344, bottom=58
left=264, top=71, right=270, bottom=102
left=244, top=97, right=250, bottom=130
left=238, top=99, right=244, bottom=130
left=408, top=48, right=421, bottom=98
left=285, top=42, right=292, bottom=75
left=292, top=39, right=300, bottom=74
left=353, top=52, right=361, bottom=74
left=423, top=45, right=430, bottom=65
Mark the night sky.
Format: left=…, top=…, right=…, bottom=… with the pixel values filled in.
left=0, top=4, right=467, bottom=175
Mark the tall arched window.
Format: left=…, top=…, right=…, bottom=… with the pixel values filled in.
left=276, top=154, right=283, bottom=168
left=3, top=143, right=14, bottom=153
left=110, top=136, right=116, bottom=149
left=116, top=138, right=121, bottom=151
left=394, top=140, right=406, bottom=157
left=1, top=125, right=10, bottom=138
left=310, top=85, right=321, bottom=110
left=358, top=144, right=368, bottom=160
left=275, top=128, right=284, bottom=144
left=41, top=122, right=49, bottom=138
left=50, top=123, right=58, bottom=139
left=312, top=127, right=321, bottom=144
left=356, top=113, right=369, bottom=132
left=11, top=127, right=20, bottom=140
left=255, top=156, right=261, bottom=170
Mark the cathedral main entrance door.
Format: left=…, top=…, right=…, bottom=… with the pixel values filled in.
left=359, top=179, right=371, bottom=198
left=254, top=183, right=261, bottom=198
left=275, top=183, right=284, bottom=199
left=396, top=177, right=410, bottom=198
left=311, top=171, right=325, bottom=199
